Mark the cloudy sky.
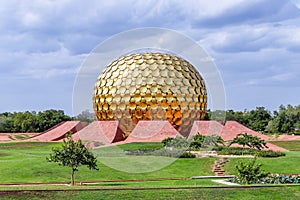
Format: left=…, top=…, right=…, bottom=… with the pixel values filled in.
left=1, top=0, right=300, bottom=115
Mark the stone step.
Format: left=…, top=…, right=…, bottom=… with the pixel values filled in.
left=212, top=157, right=227, bottom=177
left=213, top=169, right=225, bottom=172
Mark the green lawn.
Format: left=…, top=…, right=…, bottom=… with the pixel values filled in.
left=269, top=140, right=300, bottom=151
left=1, top=141, right=300, bottom=199
left=117, top=142, right=164, bottom=150
left=0, top=142, right=214, bottom=184
left=223, top=140, right=300, bottom=175
left=0, top=186, right=299, bottom=200
left=224, top=152, right=300, bottom=175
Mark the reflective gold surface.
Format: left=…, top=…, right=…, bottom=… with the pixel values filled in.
left=93, top=52, right=207, bottom=137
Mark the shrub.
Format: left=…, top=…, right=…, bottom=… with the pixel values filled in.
left=255, top=150, right=286, bottom=157
left=234, top=157, right=269, bottom=184
left=162, top=137, right=174, bottom=147
left=214, top=146, right=285, bottom=157
left=179, top=152, right=196, bottom=158
left=125, top=148, right=195, bottom=158
left=162, top=136, right=189, bottom=149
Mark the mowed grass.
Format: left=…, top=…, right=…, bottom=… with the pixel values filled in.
left=0, top=142, right=214, bottom=184
left=269, top=140, right=300, bottom=151
left=224, top=151, right=300, bottom=175
left=1, top=186, right=299, bottom=200
left=1, top=142, right=300, bottom=199
left=224, top=140, right=300, bottom=175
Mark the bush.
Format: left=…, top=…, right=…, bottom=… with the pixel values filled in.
left=214, top=146, right=285, bottom=157
left=234, top=157, right=269, bottom=184
left=125, top=148, right=195, bottom=158
left=179, top=152, right=196, bottom=158
left=255, top=150, right=286, bottom=157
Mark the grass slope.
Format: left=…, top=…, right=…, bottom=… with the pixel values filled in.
left=224, top=152, right=300, bottom=175
left=0, top=142, right=214, bottom=184
left=269, top=140, right=300, bottom=151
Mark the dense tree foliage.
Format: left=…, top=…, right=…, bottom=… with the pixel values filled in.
left=207, top=104, right=300, bottom=135
left=266, top=105, right=300, bottom=134
left=0, top=109, right=72, bottom=132
left=74, top=109, right=96, bottom=124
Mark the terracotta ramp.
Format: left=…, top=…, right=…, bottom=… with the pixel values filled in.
left=220, top=121, right=270, bottom=141
left=27, top=121, right=85, bottom=142
left=188, top=120, right=224, bottom=139
left=72, top=121, right=124, bottom=145
left=124, top=120, right=182, bottom=143
left=220, top=121, right=287, bottom=152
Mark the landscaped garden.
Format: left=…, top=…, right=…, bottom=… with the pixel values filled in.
left=0, top=138, right=299, bottom=199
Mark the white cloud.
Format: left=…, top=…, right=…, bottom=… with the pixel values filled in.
left=0, top=46, right=85, bottom=79
left=0, top=0, right=300, bottom=114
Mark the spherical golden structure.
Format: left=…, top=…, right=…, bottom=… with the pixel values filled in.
left=93, top=52, right=207, bottom=137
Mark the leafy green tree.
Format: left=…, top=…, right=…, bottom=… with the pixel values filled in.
left=189, top=134, right=206, bottom=149
left=226, top=110, right=249, bottom=125
left=0, top=110, right=72, bottom=133
left=209, top=110, right=226, bottom=124
left=247, top=107, right=271, bottom=132
left=204, top=135, right=224, bottom=147
left=266, top=104, right=300, bottom=134
left=47, top=134, right=98, bottom=185
left=0, top=115, right=9, bottom=132
left=161, top=137, right=174, bottom=147
left=229, top=133, right=268, bottom=154
left=37, top=109, right=72, bottom=132
left=228, top=133, right=251, bottom=155
left=266, top=117, right=280, bottom=134
left=74, top=109, right=96, bottom=124
left=235, top=157, right=269, bottom=184
left=248, top=136, right=268, bottom=150
left=12, top=111, right=38, bottom=132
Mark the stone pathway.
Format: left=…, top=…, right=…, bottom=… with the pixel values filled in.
left=212, top=157, right=228, bottom=176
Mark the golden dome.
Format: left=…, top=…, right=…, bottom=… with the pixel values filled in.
left=93, top=52, right=207, bottom=137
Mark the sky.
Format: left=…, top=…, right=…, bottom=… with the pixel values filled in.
left=1, top=0, right=300, bottom=116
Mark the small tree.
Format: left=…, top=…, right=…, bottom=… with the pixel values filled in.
left=47, top=134, right=98, bottom=185
left=190, top=134, right=206, bottom=150
left=235, top=157, right=269, bottom=184
left=228, top=133, right=251, bottom=155
left=203, top=135, right=225, bottom=148
left=161, top=137, right=189, bottom=149
left=249, top=136, right=268, bottom=150
left=229, top=133, right=268, bottom=155
left=162, top=137, right=174, bottom=147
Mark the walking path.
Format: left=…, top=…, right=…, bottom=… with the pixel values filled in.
left=212, top=157, right=228, bottom=176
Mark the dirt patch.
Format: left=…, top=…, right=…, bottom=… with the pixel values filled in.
left=0, top=152, right=11, bottom=156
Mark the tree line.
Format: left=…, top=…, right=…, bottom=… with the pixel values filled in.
left=206, top=104, right=300, bottom=135
left=0, top=110, right=72, bottom=133
left=0, top=109, right=96, bottom=133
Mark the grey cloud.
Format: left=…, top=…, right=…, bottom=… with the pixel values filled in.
left=192, top=0, right=300, bottom=28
